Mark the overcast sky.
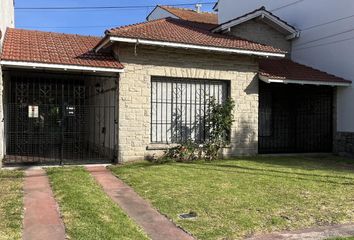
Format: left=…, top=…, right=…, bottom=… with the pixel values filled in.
left=15, top=0, right=215, bottom=36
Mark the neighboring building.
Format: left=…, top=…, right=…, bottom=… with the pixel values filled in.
left=0, top=0, right=14, bottom=166
left=216, top=0, right=354, bottom=157
left=0, top=0, right=14, bottom=44
left=0, top=4, right=351, bottom=165
left=147, top=5, right=218, bottom=25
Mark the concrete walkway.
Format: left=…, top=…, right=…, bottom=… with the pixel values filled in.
left=247, top=223, right=354, bottom=240
left=23, top=169, right=66, bottom=240
left=87, top=166, right=194, bottom=240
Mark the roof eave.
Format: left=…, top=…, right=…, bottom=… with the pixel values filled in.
left=108, top=36, right=286, bottom=58
left=95, top=36, right=112, bottom=53
left=259, top=75, right=351, bottom=87
left=146, top=5, right=160, bottom=21
left=213, top=2, right=219, bottom=11
left=0, top=60, right=124, bottom=73
left=213, top=9, right=298, bottom=37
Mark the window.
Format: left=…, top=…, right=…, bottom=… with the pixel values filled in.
left=151, top=77, right=229, bottom=143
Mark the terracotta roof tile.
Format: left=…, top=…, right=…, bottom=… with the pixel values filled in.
left=106, top=18, right=286, bottom=54
left=1, top=28, right=123, bottom=70
left=259, top=59, right=351, bottom=84
left=159, top=5, right=218, bottom=25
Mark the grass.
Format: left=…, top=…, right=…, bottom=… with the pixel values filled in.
left=327, top=237, right=354, bottom=240
left=46, top=167, right=148, bottom=240
left=0, top=170, right=23, bottom=240
left=109, top=156, right=354, bottom=240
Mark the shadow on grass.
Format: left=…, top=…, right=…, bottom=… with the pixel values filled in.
left=170, top=164, right=354, bottom=186
left=111, top=155, right=354, bottom=186
left=233, top=156, right=354, bottom=171
left=206, top=163, right=354, bottom=181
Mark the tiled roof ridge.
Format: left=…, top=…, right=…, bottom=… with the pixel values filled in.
left=108, top=17, right=209, bottom=35
left=5, top=27, right=102, bottom=40
left=106, top=18, right=168, bottom=35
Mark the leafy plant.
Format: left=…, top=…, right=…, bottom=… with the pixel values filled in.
left=153, top=97, right=235, bottom=163
left=204, top=97, right=235, bottom=160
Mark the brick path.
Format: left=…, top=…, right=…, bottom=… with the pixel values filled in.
left=87, top=166, right=194, bottom=240
left=23, top=169, right=66, bottom=240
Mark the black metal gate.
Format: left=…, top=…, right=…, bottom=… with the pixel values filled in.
left=5, top=71, right=117, bottom=164
left=259, top=81, right=333, bottom=154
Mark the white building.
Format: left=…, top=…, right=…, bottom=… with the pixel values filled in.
left=0, top=0, right=15, bottom=165
left=0, top=0, right=14, bottom=45
left=215, top=0, right=354, bottom=156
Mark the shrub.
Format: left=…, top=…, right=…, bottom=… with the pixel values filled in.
left=152, top=97, right=235, bottom=163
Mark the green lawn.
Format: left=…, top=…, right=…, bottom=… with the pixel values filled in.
left=0, top=170, right=23, bottom=240
left=109, top=156, right=354, bottom=240
left=327, top=237, right=354, bottom=240
left=46, top=167, right=148, bottom=240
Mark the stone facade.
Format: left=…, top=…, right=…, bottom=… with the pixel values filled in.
left=115, top=44, right=259, bottom=162
left=334, top=132, right=354, bottom=157
left=229, top=20, right=291, bottom=52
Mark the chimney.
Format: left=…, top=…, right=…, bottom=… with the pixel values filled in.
left=195, top=4, right=202, bottom=13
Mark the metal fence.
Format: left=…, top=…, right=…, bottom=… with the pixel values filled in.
left=4, top=71, right=117, bottom=165
left=259, top=81, right=333, bottom=154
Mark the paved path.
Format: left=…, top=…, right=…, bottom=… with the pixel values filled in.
left=247, top=223, right=354, bottom=240
left=87, top=166, right=194, bottom=240
left=23, top=169, right=66, bottom=240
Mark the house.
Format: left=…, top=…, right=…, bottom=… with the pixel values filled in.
left=0, top=0, right=15, bottom=166
left=216, top=0, right=354, bottom=157
left=0, top=4, right=351, bottom=165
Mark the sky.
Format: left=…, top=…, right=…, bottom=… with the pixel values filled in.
left=15, top=0, right=216, bottom=36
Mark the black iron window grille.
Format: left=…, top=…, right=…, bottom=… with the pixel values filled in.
left=151, top=77, right=229, bottom=144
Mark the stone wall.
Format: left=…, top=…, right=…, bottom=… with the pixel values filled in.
left=229, top=20, right=291, bottom=52
left=115, top=44, right=259, bottom=162
left=334, top=132, right=354, bottom=157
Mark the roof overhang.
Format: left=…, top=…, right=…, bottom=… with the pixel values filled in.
left=96, top=36, right=286, bottom=58
left=213, top=9, right=299, bottom=39
left=259, top=75, right=351, bottom=87
left=213, top=2, right=219, bottom=11
left=0, top=60, right=124, bottom=73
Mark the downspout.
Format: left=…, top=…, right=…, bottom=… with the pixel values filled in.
left=116, top=73, right=121, bottom=164
left=134, top=39, right=140, bottom=56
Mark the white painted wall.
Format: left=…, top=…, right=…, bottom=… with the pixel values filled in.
left=147, top=7, right=178, bottom=21
left=86, top=78, right=117, bottom=159
left=0, top=0, right=14, bottom=45
left=218, top=0, right=354, bottom=132
left=0, top=0, right=14, bottom=163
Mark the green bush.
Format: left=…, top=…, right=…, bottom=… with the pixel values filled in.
left=152, top=97, right=235, bottom=163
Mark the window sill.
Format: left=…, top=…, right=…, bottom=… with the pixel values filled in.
left=146, top=143, right=179, bottom=150
left=147, top=143, right=232, bottom=150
